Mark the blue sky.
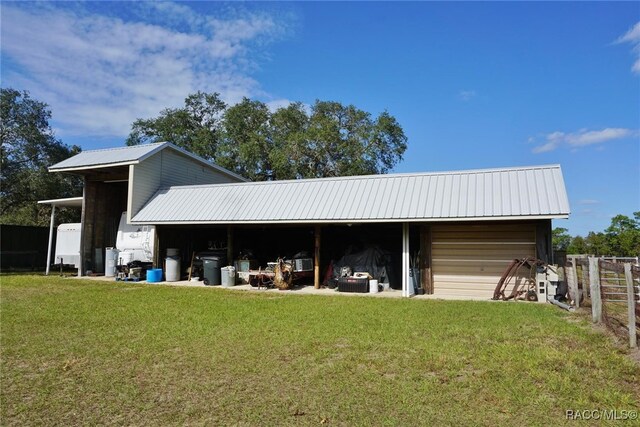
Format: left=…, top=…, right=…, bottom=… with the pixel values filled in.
left=1, top=1, right=638, bottom=236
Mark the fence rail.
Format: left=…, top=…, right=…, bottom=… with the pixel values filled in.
left=566, top=255, right=639, bottom=349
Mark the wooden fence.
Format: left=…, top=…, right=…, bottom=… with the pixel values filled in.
left=566, top=255, right=639, bottom=348
left=0, top=224, right=52, bottom=272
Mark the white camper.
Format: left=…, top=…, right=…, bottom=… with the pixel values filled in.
left=54, top=223, right=81, bottom=267
left=115, top=212, right=155, bottom=263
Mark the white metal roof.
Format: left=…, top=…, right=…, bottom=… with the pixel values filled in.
left=49, top=143, right=166, bottom=171
left=48, top=142, right=247, bottom=181
left=131, top=165, right=570, bottom=224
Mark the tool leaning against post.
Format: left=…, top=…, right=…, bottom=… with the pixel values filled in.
left=492, top=257, right=556, bottom=303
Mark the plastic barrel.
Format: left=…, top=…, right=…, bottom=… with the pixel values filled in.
left=105, top=247, right=119, bottom=277
left=147, top=269, right=163, bottom=283
left=202, top=256, right=222, bottom=285
left=165, top=256, right=181, bottom=282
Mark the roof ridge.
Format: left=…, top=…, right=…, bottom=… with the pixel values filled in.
left=77, top=142, right=167, bottom=154
left=160, top=164, right=562, bottom=191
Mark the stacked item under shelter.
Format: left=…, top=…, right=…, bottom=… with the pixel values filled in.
left=327, top=246, right=397, bottom=293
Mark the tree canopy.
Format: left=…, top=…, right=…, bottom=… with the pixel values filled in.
left=553, top=212, right=640, bottom=257
left=126, top=92, right=226, bottom=160
left=552, top=227, right=572, bottom=251
left=126, top=92, right=408, bottom=181
left=0, top=88, right=82, bottom=225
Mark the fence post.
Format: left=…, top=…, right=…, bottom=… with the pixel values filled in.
left=566, top=257, right=579, bottom=308
left=624, top=263, right=637, bottom=349
left=589, top=257, right=602, bottom=323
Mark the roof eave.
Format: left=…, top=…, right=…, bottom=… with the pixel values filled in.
left=49, top=161, right=139, bottom=173
left=37, top=196, right=84, bottom=208
left=130, top=214, right=570, bottom=226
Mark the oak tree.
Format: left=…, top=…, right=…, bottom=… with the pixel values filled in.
left=0, top=88, right=82, bottom=225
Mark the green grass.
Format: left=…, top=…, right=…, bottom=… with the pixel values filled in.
left=1, top=275, right=638, bottom=426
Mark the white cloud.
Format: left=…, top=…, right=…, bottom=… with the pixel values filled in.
left=458, top=90, right=476, bottom=101
left=266, top=99, right=294, bottom=112
left=615, top=21, right=640, bottom=74
left=531, top=141, right=557, bottom=154
left=0, top=3, right=287, bottom=137
left=617, top=22, right=640, bottom=44
left=531, top=128, right=637, bottom=153
left=565, top=128, right=633, bottom=146
left=531, top=131, right=565, bottom=153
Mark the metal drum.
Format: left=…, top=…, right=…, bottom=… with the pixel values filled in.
left=221, top=266, right=236, bottom=287
left=105, top=247, right=119, bottom=277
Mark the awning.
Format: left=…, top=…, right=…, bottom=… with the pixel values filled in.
left=38, top=196, right=83, bottom=275
left=37, top=197, right=83, bottom=208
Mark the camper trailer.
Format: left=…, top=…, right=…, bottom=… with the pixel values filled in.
left=114, top=212, right=155, bottom=264
left=53, top=212, right=155, bottom=273
left=54, top=223, right=81, bottom=267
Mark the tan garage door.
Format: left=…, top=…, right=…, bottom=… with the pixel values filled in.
left=431, top=223, right=536, bottom=299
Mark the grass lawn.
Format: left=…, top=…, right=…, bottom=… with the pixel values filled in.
left=1, top=275, right=638, bottom=426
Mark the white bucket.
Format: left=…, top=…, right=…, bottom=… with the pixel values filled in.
left=166, top=248, right=180, bottom=257
left=369, top=279, right=379, bottom=294
left=165, top=256, right=181, bottom=282
left=105, top=247, right=119, bottom=277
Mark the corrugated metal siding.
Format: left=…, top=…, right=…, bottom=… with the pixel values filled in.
left=132, top=165, right=570, bottom=223
left=129, top=150, right=243, bottom=218
left=159, top=150, right=238, bottom=187
left=130, top=153, right=162, bottom=218
left=50, top=143, right=166, bottom=170
left=431, top=223, right=537, bottom=299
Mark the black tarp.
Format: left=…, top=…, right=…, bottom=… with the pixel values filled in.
left=328, top=246, right=399, bottom=289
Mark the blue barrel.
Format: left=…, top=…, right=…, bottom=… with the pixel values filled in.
left=147, top=269, right=163, bottom=283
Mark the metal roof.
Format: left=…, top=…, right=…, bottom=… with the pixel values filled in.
left=49, top=143, right=167, bottom=171
left=131, top=165, right=570, bottom=224
left=48, top=142, right=248, bottom=181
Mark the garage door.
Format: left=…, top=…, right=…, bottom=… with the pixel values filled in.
left=431, top=223, right=536, bottom=299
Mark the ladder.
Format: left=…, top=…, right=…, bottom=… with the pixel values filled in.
left=141, top=226, right=153, bottom=262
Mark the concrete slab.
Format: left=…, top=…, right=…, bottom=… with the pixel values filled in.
left=75, top=275, right=494, bottom=301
